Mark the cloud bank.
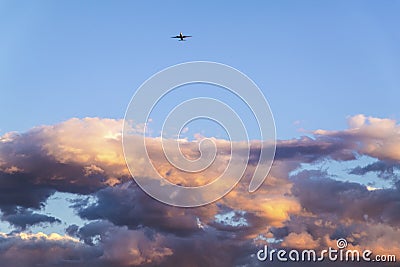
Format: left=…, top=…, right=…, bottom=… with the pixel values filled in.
left=0, top=115, right=399, bottom=266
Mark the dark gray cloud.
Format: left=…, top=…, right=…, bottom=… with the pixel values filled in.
left=70, top=220, right=255, bottom=267
left=1, top=207, right=60, bottom=230
left=0, top=171, right=54, bottom=211
left=291, top=170, right=400, bottom=225
left=350, top=161, right=400, bottom=180
left=275, top=136, right=356, bottom=162
left=76, top=182, right=217, bottom=236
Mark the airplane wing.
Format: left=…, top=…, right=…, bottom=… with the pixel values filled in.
left=171, top=36, right=181, bottom=38
left=182, top=35, right=192, bottom=38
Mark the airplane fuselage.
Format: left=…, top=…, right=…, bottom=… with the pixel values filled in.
left=172, top=32, right=192, bottom=41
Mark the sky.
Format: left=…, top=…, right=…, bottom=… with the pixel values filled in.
left=1, top=1, right=399, bottom=138
left=1, top=1, right=400, bottom=267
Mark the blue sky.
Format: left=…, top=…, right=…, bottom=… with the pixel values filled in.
left=1, top=1, right=399, bottom=139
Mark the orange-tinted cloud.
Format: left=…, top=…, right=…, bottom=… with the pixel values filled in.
left=0, top=115, right=400, bottom=266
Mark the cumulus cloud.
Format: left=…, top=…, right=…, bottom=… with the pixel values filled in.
left=281, top=232, right=320, bottom=249
left=292, top=170, right=400, bottom=225
left=314, top=115, right=400, bottom=161
left=74, top=221, right=173, bottom=266
left=0, top=115, right=399, bottom=266
left=0, top=232, right=101, bottom=267
left=0, top=228, right=173, bottom=267
left=76, top=182, right=219, bottom=236
left=0, top=118, right=131, bottom=225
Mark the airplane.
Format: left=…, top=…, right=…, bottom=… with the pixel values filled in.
left=171, top=32, right=192, bottom=41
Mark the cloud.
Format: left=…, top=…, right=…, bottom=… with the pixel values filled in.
left=72, top=220, right=254, bottom=267
left=75, top=221, right=173, bottom=266
left=314, top=115, right=400, bottom=161
left=0, top=117, right=301, bottom=234
left=1, top=207, right=60, bottom=230
left=292, top=170, right=400, bottom=226
left=350, top=160, right=400, bottom=180
left=0, top=118, right=131, bottom=224
left=0, top=225, right=173, bottom=267
left=274, top=136, right=356, bottom=162
left=0, top=115, right=400, bottom=266
left=0, top=232, right=101, bottom=267
left=281, top=232, right=320, bottom=249
left=76, top=182, right=218, bottom=236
